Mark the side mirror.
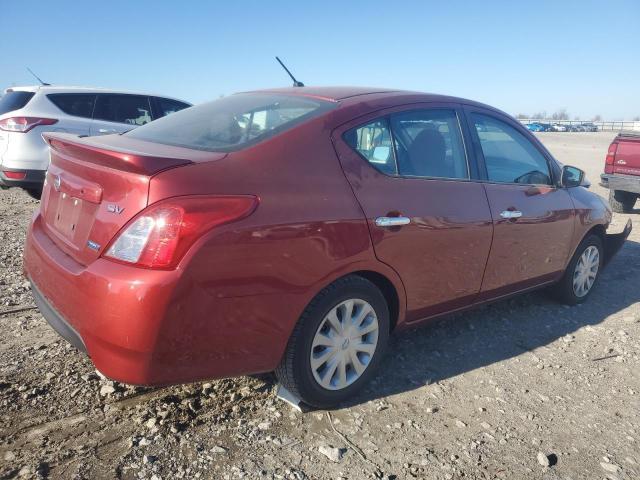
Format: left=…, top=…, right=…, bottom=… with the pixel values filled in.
left=561, top=165, right=586, bottom=188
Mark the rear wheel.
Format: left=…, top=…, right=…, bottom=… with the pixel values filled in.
left=554, top=235, right=603, bottom=305
left=275, top=275, right=389, bottom=408
left=609, top=189, right=636, bottom=213
left=24, top=187, right=42, bottom=200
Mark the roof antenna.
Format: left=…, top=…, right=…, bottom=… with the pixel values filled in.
left=26, top=67, right=50, bottom=86
left=275, top=56, right=304, bottom=87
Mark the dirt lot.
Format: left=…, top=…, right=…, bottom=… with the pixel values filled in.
left=0, top=132, right=638, bottom=480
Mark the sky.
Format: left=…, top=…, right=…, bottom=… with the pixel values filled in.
left=2, top=1, right=639, bottom=120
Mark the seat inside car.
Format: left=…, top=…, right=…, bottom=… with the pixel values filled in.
left=402, top=128, right=450, bottom=178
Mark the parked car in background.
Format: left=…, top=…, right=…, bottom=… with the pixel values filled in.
left=0, top=86, right=191, bottom=198
left=551, top=123, right=567, bottom=132
left=581, top=122, right=598, bottom=132
left=601, top=131, right=640, bottom=212
left=526, top=122, right=546, bottom=132
left=24, top=87, right=630, bottom=408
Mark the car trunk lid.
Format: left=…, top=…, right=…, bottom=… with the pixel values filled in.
left=40, top=132, right=225, bottom=265
left=612, top=133, right=640, bottom=176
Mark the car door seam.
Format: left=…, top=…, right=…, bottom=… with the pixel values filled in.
left=474, top=182, right=496, bottom=302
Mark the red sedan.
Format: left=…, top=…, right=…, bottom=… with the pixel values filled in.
left=24, top=87, right=631, bottom=407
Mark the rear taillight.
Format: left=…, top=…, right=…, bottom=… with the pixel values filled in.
left=0, top=117, right=58, bottom=133
left=3, top=171, right=27, bottom=180
left=104, top=195, right=258, bottom=269
left=605, top=142, right=618, bottom=174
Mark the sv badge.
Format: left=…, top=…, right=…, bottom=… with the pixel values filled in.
left=107, top=204, right=125, bottom=214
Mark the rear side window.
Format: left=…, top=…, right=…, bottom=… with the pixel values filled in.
left=472, top=113, right=552, bottom=185
left=343, top=119, right=396, bottom=175
left=126, top=93, right=335, bottom=152
left=94, top=95, right=152, bottom=125
left=47, top=94, right=96, bottom=118
left=344, top=109, right=469, bottom=179
left=0, top=91, right=35, bottom=115
left=155, top=97, right=190, bottom=118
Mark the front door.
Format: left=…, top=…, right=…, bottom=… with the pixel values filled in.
left=333, top=105, right=494, bottom=322
left=466, top=109, right=575, bottom=298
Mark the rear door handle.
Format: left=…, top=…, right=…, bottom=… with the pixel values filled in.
left=375, top=216, right=411, bottom=227
left=500, top=210, right=523, bottom=219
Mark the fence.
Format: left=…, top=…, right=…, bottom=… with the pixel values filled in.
left=519, top=119, right=640, bottom=131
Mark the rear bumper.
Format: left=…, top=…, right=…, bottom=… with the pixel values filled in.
left=600, top=173, right=640, bottom=194
left=25, top=215, right=177, bottom=384
left=604, top=219, right=632, bottom=265
left=30, top=280, right=86, bottom=352
left=0, top=167, right=46, bottom=189
left=24, top=213, right=295, bottom=386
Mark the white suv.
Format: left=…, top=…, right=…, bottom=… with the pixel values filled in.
left=0, top=86, right=191, bottom=197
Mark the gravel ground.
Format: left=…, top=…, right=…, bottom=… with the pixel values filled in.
left=0, top=132, right=638, bottom=480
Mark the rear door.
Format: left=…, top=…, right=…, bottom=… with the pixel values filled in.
left=333, top=104, right=493, bottom=322
left=90, top=94, right=153, bottom=135
left=464, top=107, right=575, bottom=298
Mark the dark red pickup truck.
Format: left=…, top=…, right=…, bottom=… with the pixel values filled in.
left=601, top=132, right=640, bottom=212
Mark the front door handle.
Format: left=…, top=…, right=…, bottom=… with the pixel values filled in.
left=375, top=216, right=411, bottom=227
left=500, top=210, right=523, bottom=219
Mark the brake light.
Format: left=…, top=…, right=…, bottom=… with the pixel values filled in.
left=0, top=117, right=58, bottom=133
left=3, top=171, right=27, bottom=180
left=104, top=195, right=258, bottom=269
left=605, top=142, right=618, bottom=174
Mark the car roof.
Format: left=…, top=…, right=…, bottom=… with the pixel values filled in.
left=3, top=85, right=191, bottom=104
left=245, top=86, right=402, bottom=101
left=245, top=86, right=502, bottom=111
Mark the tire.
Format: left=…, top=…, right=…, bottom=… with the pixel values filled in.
left=275, top=275, right=390, bottom=408
left=554, top=235, right=603, bottom=305
left=609, top=189, right=636, bottom=213
left=24, top=187, right=42, bottom=200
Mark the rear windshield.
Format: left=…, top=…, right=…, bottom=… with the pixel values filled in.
left=125, top=93, right=336, bottom=152
left=0, top=91, right=35, bottom=115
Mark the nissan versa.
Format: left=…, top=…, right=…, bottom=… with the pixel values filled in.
left=24, top=87, right=631, bottom=408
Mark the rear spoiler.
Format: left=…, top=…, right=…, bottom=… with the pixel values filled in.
left=43, top=132, right=193, bottom=176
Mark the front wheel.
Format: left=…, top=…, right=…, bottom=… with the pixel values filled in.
left=554, top=235, right=603, bottom=305
left=275, top=275, right=389, bottom=408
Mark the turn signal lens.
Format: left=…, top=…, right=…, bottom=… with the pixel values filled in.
left=104, top=195, right=258, bottom=269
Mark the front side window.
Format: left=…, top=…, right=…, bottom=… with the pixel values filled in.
left=344, top=108, right=468, bottom=179
left=126, top=93, right=335, bottom=152
left=47, top=94, right=96, bottom=118
left=472, top=113, right=552, bottom=185
left=94, top=95, right=152, bottom=125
